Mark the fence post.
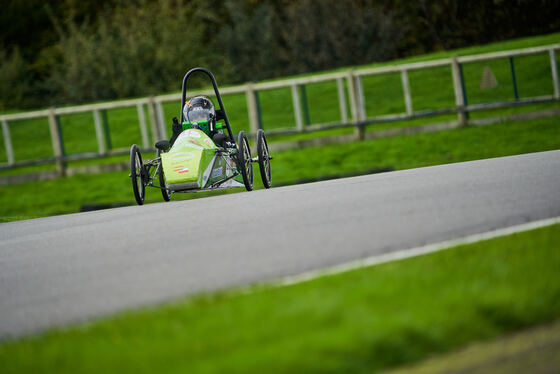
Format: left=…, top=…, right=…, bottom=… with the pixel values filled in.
left=346, top=70, right=364, bottom=140
left=550, top=49, right=560, bottom=99
left=1, top=120, right=15, bottom=166
left=246, top=84, right=261, bottom=134
left=451, top=56, right=468, bottom=126
left=48, top=108, right=66, bottom=176
left=401, top=69, right=413, bottom=116
left=147, top=96, right=160, bottom=143
left=346, top=70, right=359, bottom=123
left=100, top=110, right=113, bottom=150
left=458, top=63, right=470, bottom=121
left=291, top=84, right=304, bottom=132
left=355, top=75, right=366, bottom=121
left=353, top=72, right=367, bottom=140
left=255, top=91, right=263, bottom=131
left=299, top=85, right=311, bottom=126
left=509, top=57, right=519, bottom=101
left=93, top=109, right=106, bottom=155
left=137, top=103, right=150, bottom=148
left=336, top=77, right=348, bottom=124
left=156, top=101, right=168, bottom=140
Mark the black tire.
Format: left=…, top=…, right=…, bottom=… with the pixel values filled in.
left=256, top=129, right=271, bottom=189
left=237, top=131, right=253, bottom=191
left=157, top=149, right=171, bottom=202
left=130, top=144, right=145, bottom=205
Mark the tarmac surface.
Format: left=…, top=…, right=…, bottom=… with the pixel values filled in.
left=1, top=150, right=559, bottom=338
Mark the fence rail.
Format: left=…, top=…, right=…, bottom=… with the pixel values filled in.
left=1, top=43, right=559, bottom=172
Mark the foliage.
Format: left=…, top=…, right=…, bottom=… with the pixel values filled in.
left=0, top=49, right=31, bottom=111
left=274, top=0, right=403, bottom=74
left=43, top=0, right=233, bottom=104
left=219, top=0, right=280, bottom=82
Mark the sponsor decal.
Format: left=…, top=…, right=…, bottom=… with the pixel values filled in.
left=204, top=138, right=214, bottom=147
left=188, top=139, right=203, bottom=147
left=185, top=143, right=203, bottom=150
left=224, top=157, right=236, bottom=171
left=173, top=166, right=190, bottom=174
left=211, top=167, right=224, bottom=178
left=185, top=130, right=201, bottom=138
left=176, top=132, right=190, bottom=142
left=168, top=154, right=193, bottom=161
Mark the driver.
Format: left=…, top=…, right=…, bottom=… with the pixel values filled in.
left=169, top=96, right=232, bottom=148
left=183, top=96, right=216, bottom=136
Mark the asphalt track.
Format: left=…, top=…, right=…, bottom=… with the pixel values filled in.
left=1, top=150, right=559, bottom=338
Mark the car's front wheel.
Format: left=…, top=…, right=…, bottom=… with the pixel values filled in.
left=130, top=144, right=145, bottom=205
left=237, top=131, right=253, bottom=191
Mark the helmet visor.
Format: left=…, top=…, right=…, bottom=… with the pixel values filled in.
left=185, top=107, right=212, bottom=122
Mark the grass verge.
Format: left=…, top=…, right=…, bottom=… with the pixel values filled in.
left=1, top=116, right=559, bottom=221
left=1, top=222, right=559, bottom=373
left=384, top=319, right=560, bottom=374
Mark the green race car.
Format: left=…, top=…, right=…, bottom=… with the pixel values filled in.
left=129, top=68, right=271, bottom=205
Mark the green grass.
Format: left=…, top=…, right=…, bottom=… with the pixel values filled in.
left=272, top=117, right=560, bottom=183
left=0, top=32, right=558, bottom=166
left=1, top=221, right=558, bottom=373
left=1, top=116, right=559, bottom=221
left=385, top=319, right=560, bottom=374
left=358, top=32, right=560, bottom=67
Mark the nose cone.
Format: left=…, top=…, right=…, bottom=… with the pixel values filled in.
left=161, top=129, right=217, bottom=190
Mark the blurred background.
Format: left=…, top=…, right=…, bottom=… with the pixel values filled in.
left=0, top=0, right=559, bottom=219
left=1, top=2, right=560, bottom=373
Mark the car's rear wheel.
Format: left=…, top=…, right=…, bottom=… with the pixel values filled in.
left=237, top=131, right=253, bottom=191
left=157, top=149, right=171, bottom=202
left=130, top=144, right=146, bottom=205
left=257, top=129, right=271, bottom=189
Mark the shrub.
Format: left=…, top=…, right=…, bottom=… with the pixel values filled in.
left=0, top=48, right=32, bottom=110
left=45, top=0, right=233, bottom=104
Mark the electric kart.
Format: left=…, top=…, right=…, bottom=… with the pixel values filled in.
left=129, top=67, right=272, bottom=205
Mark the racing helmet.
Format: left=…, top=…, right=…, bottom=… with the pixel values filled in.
left=183, top=96, right=215, bottom=134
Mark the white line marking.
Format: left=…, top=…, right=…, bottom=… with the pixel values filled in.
left=274, top=216, right=560, bottom=288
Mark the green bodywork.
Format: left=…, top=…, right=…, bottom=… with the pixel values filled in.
left=161, top=129, right=239, bottom=191
left=182, top=120, right=223, bottom=135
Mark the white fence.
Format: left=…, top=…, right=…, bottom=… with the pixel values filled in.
left=1, top=43, right=559, bottom=172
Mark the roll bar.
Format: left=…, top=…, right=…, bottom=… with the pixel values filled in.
left=180, top=67, right=235, bottom=144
